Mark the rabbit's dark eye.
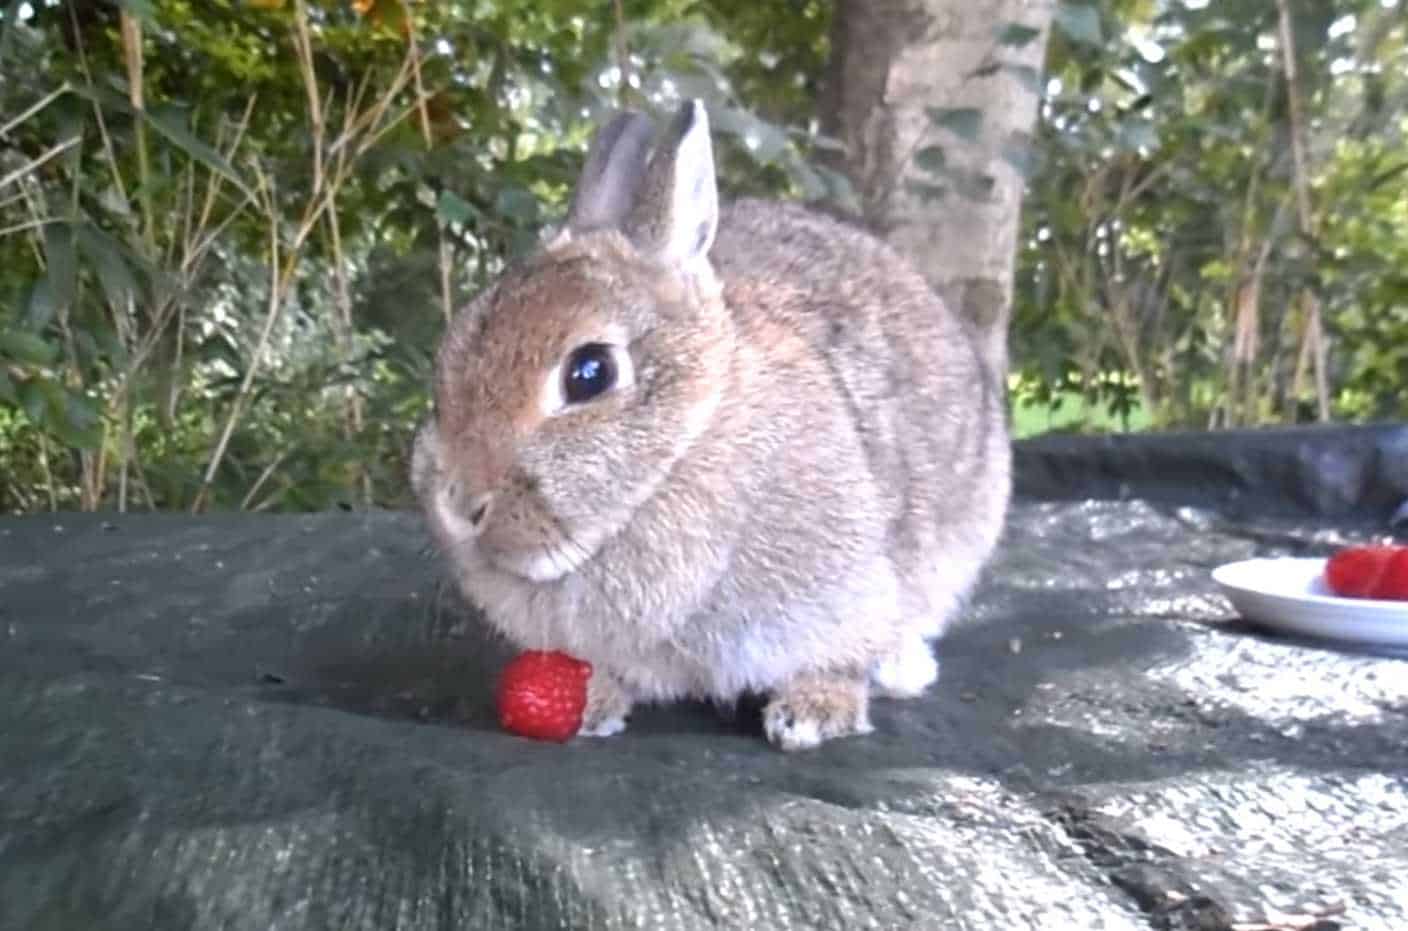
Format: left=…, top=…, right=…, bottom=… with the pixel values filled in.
left=563, top=343, right=618, bottom=404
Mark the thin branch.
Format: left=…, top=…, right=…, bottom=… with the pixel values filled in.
left=0, top=189, right=31, bottom=212
left=239, top=451, right=289, bottom=511
left=68, top=2, right=131, bottom=205
left=326, top=54, right=419, bottom=158
left=0, top=137, right=81, bottom=191
left=1276, top=0, right=1330, bottom=422
left=293, top=0, right=325, bottom=198
left=119, top=9, right=156, bottom=252
left=36, top=433, right=58, bottom=511
left=118, top=411, right=131, bottom=512
left=192, top=165, right=291, bottom=513
left=613, top=0, right=631, bottom=107
left=0, top=217, right=62, bottom=238
left=401, top=0, right=434, bottom=146
left=173, top=151, right=196, bottom=272
left=189, top=95, right=258, bottom=260
left=438, top=231, right=454, bottom=326
left=0, top=83, right=71, bottom=139
left=189, top=13, right=428, bottom=510
left=352, top=94, right=428, bottom=157
left=13, top=174, right=48, bottom=265
left=1277, top=1, right=1314, bottom=234
left=249, top=486, right=288, bottom=513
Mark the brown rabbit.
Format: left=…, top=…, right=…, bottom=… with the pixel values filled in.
left=412, top=101, right=1010, bottom=750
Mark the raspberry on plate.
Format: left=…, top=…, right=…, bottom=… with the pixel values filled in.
left=1373, top=548, right=1408, bottom=600
left=1325, top=545, right=1408, bottom=601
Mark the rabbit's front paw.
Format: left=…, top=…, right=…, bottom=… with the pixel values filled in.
left=763, top=674, right=872, bottom=751
left=578, top=668, right=634, bottom=738
left=871, top=635, right=939, bottom=699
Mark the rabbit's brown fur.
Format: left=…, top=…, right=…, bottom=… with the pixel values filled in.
left=413, top=102, right=1010, bottom=750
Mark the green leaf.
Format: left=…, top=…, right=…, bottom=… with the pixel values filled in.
left=1367, top=161, right=1408, bottom=191
left=811, top=164, right=860, bottom=214
left=787, top=158, right=827, bottom=201
left=712, top=106, right=790, bottom=163
left=913, top=145, right=948, bottom=174
left=115, top=0, right=156, bottom=21
left=0, top=368, right=14, bottom=404
left=143, top=109, right=253, bottom=200
left=808, top=133, right=847, bottom=155
left=436, top=191, right=479, bottom=226
left=926, top=107, right=984, bottom=142
left=57, top=393, right=103, bottom=449
left=356, top=0, right=407, bottom=35
left=1004, top=64, right=1044, bottom=94
left=18, top=378, right=46, bottom=424
left=70, top=84, right=252, bottom=201
left=0, top=0, right=22, bottom=71
left=201, top=332, right=245, bottom=374
left=742, top=117, right=791, bottom=163
left=0, top=330, right=59, bottom=366
left=997, top=22, right=1042, bottom=48
left=1000, top=131, right=1038, bottom=178
left=25, top=277, right=56, bottom=330
left=494, top=188, right=540, bottom=224
left=76, top=223, right=139, bottom=308
left=98, top=183, right=136, bottom=219
left=508, top=228, right=539, bottom=258
left=1055, top=3, right=1102, bottom=46
left=43, top=222, right=78, bottom=321
left=15, top=376, right=102, bottom=449
left=1118, top=121, right=1158, bottom=152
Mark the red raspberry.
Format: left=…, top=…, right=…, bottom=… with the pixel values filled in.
left=1325, top=545, right=1408, bottom=600
left=496, top=651, right=592, bottom=742
left=1326, top=546, right=1394, bottom=598
left=1371, top=547, right=1408, bottom=601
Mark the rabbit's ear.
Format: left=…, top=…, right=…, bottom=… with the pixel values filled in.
left=625, top=100, right=718, bottom=267
left=565, top=111, right=657, bottom=232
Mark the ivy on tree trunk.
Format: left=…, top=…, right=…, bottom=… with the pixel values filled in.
left=822, top=0, right=1055, bottom=378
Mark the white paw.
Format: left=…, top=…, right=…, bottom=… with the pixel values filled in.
left=578, top=715, right=628, bottom=738
left=764, top=709, right=823, bottom=751
left=762, top=700, right=873, bottom=752
left=871, top=638, right=939, bottom=699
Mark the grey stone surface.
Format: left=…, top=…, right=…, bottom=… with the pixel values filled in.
left=0, top=500, right=1405, bottom=930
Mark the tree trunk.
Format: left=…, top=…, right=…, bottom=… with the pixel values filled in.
left=822, top=0, right=1055, bottom=378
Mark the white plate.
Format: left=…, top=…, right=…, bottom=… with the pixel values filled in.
left=1212, top=557, right=1408, bottom=647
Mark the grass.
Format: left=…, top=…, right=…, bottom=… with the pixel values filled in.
left=1010, top=389, right=1153, bottom=439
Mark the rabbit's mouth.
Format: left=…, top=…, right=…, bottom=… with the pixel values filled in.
left=474, top=499, right=612, bottom=584
left=484, top=542, right=589, bottom=583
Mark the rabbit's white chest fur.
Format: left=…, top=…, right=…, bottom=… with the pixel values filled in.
left=456, top=539, right=908, bottom=702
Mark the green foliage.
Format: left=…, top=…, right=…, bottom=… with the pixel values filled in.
left=2, top=0, right=1406, bottom=514
left=1014, top=0, right=1408, bottom=430
left=1315, top=135, right=1408, bottom=420
left=0, top=0, right=832, bottom=513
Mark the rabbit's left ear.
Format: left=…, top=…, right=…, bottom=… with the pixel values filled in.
left=624, top=100, right=719, bottom=268
left=566, top=111, right=657, bottom=233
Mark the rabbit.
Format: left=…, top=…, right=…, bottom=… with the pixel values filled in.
left=412, top=100, right=1011, bottom=751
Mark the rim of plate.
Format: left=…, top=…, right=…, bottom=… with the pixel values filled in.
left=1213, top=556, right=1408, bottom=611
